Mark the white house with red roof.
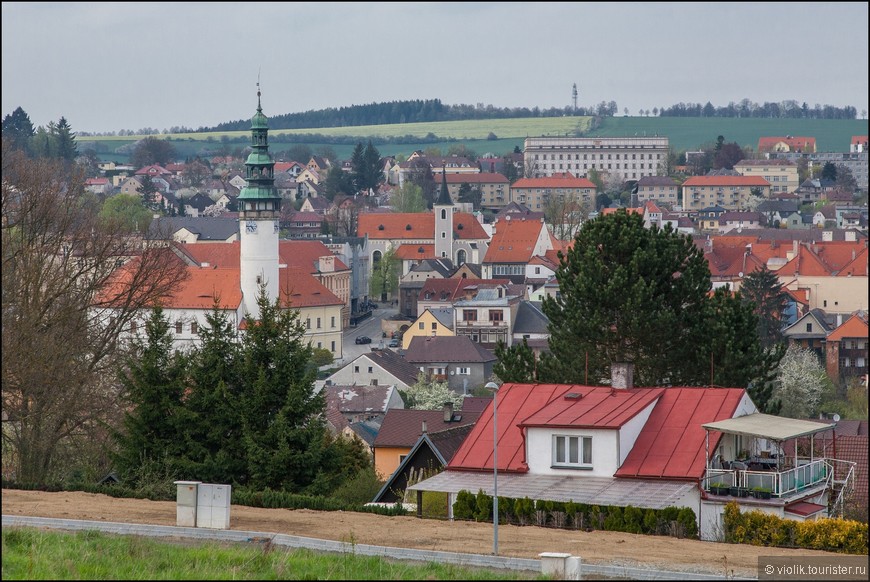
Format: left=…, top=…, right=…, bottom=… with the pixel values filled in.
left=407, top=365, right=855, bottom=541
left=482, top=214, right=553, bottom=284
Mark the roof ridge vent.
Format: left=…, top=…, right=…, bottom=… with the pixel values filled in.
left=564, top=392, right=583, bottom=400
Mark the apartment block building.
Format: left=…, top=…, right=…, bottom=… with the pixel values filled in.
left=432, top=172, right=510, bottom=209
left=634, top=176, right=681, bottom=206
left=734, top=159, right=799, bottom=194
left=523, top=137, right=669, bottom=182
left=681, top=176, right=771, bottom=212
left=509, top=173, right=597, bottom=211
left=768, top=151, right=868, bottom=191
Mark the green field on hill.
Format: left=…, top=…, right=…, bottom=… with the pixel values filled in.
left=78, top=115, right=868, bottom=163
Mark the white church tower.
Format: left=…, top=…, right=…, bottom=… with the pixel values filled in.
left=434, top=165, right=454, bottom=260
left=238, top=87, right=281, bottom=320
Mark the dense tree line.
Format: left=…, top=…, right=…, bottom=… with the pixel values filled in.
left=2, top=106, right=78, bottom=163
left=206, top=99, right=589, bottom=133
left=659, top=99, right=857, bottom=120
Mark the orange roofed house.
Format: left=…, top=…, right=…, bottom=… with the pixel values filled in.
left=407, top=364, right=858, bottom=542
left=758, top=136, right=817, bottom=154
left=96, top=93, right=348, bottom=357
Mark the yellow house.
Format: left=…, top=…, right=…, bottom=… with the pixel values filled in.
left=402, top=307, right=455, bottom=349
left=373, top=406, right=479, bottom=479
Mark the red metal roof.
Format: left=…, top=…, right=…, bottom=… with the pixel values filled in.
left=784, top=501, right=826, bottom=517
left=520, top=387, right=663, bottom=429
left=448, top=383, right=578, bottom=474
left=614, top=387, right=745, bottom=480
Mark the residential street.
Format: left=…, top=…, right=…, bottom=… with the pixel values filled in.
left=335, top=304, right=400, bottom=367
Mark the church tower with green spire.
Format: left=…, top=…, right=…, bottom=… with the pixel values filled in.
left=238, top=87, right=282, bottom=320
left=434, top=164, right=454, bottom=260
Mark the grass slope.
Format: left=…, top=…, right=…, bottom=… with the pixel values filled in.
left=78, top=116, right=868, bottom=162
left=2, top=527, right=540, bottom=580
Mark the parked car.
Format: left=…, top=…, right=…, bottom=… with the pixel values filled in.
left=368, top=302, right=379, bottom=310
left=387, top=339, right=399, bottom=348
left=355, top=336, right=372, bottom=345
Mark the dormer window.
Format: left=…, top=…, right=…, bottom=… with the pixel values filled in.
left=406, top=224, right=412, bottom=230
left=553, top=435, right=592, bottom=468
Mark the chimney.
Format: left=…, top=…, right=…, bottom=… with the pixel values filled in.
left=611, top=363, right=634, bottom=389
left=443, top=401, right=454, bottom=423
left=421, top=420, right=428, bottom=434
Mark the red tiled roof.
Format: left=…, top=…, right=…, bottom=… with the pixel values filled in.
left=834, top=435, right=868, bottom=511
left=682, top=176, right=770, bottom=187
left=178, top=240, right=348, bottom=272
left=852, top=135, right=868, bottom=146
left=374, top=408, right=480, bottom=448
left=836, top=244, right=868, bottom=277
left=758, top=136, right=816, bottom=152
left=280, top=268, right=343, bottom=308
left=394, top=244, right=435, bottom=260
left=520, top=387, right=663, bottom=429
left=419, top=278, right=512, bottom=302
left=165, top=267, right=243, bottom=309
left=288, top=211, right=325, bottom=223
left=511, top=174, right=597, bottom=189
left=483, top=218, right=549, bottom=264
left=615, top=387, right=745, bottom=480
left=357, top=212, right=488, bottom=240
left=827, top=314, right=869, bottom=342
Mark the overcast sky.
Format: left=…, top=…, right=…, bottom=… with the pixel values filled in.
left=3, top=2, right=868, bottom=134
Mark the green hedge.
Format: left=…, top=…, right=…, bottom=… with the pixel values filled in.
left=450, top=489, right=697, bottom=539
left=2, top=480, right=407, bottom=517
left=723, top=501, right=867, bottom=554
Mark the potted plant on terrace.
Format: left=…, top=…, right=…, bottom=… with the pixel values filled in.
left=752, top=486, right=772, bottom=500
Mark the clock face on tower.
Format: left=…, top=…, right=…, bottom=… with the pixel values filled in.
left=246, top=221, right=258, bottom=233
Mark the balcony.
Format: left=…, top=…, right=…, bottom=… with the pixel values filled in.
left=703, top=458, right=831, bottom=498
left=457, top=320, right=507, bottom=328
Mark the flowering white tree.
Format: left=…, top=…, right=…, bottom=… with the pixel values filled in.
left=774, top=345, right=828, bottom=418
left=402, top=372, right=465, bottom=410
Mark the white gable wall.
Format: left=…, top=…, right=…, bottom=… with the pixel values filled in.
left=525, top=427, right=619, bottom=478
left=617, top=400, right=659, bottom=467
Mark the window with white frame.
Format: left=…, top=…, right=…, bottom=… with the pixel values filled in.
left=457, top=367, right=470, bottom=375
left=552, top=435, right=592, bottom=468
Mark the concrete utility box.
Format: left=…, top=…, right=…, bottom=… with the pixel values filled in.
left=173, top=481, right=201, bottom=527
left=195, top=483, right=232, bottom=529
left=539, top=552, right=581, bottom=580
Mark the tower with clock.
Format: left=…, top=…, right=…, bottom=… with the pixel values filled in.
left=238, top=86, right=282, bottom=320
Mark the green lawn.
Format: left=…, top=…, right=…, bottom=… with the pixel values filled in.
left=2, top=527, right=543, bottom=580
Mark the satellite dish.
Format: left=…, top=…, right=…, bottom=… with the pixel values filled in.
left=833, top=414, right=841, bottom=422
left=738, top=272, right=744, bottom=278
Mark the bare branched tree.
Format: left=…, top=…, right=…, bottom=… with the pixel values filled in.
left=2, top=139, right=188, bottom=484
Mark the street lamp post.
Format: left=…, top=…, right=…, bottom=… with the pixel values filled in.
left=484, top=381, right=500, bottom=556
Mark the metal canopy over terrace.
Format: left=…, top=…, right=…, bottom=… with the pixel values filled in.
left=702, top=414, right=834, bottom=442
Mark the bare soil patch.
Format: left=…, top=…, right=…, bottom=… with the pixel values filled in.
left=1, top=489, right=843, bottom=577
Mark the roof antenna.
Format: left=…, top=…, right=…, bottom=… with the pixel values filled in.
left=257, top=68, right=262, bottom=109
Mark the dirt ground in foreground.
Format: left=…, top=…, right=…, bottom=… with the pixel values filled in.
left=0, top=489, right=846, bottom=577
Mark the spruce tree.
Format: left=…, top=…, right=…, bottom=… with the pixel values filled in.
left=113, top=307, right=189, bottom=481
left=177, top=304, right=245, bottom=483
left=363, top=140, right=382, bottom=191
left=740, top=267, right=789, bottom=348
left=350, top=142, right=365, bottom=193
left=54, top=117, right=78, bottom=163
left=1, top=106, right=35, bottom=154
